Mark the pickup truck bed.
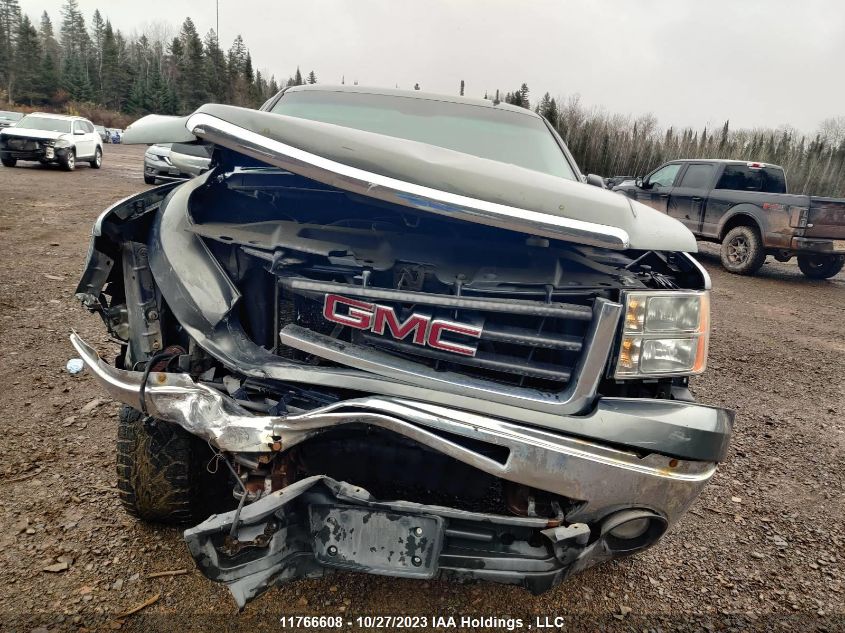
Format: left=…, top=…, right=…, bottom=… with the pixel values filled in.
left=615, top=159, right=845, bottom=278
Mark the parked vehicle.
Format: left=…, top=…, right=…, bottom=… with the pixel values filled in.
left=73, top=85, right=731, bottom=607
left=614, top=159, right=845, bottom=278
left=169, top=142, right=212, bottom=176
left=0, top=112, right=102, bottom=171
left=604, top=175, right=634, bottom=189
left=144, top=142, right=212, bottom=184
left=111, top=129, right=123, bottom=144
left=143, top=143, right=178, bottom=184
left=0, top=110, right=23, bottom=129
left=94, top=125, right=110, bottom=143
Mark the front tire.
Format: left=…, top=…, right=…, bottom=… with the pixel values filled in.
left=797, top=253, right=845, bottom=279
left=59, top=149, right=75, bottom=171
left=116, top=406, right=231, bottom=524
left=720, top=225, right=766, bottom=275
left=1, top=157, right=15, bottom=167
left=90, top=147, right=102, bottom=169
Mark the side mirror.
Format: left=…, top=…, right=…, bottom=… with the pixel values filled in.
left=585, top=174, right=606, bottom=189
left=636, top=177, right=648, bottom=189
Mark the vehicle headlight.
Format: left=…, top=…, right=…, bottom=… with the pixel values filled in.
left=614, top=290, right=709, bottom=378
left=156, top=155, right=173, bottom=165
left=54, top=139, right=71, bottom=148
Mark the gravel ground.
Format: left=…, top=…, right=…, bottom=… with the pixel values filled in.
left=0, top=145, right=843, bottom=632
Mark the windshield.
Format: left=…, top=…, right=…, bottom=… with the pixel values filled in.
left=0, top=110, right=22, bottom=121
left=270, top=90, right=576, bottom=180
left=15, top=115, right=72, bottom=133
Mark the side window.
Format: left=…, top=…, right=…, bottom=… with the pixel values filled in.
left=678, top=164, right=714, bottom=189
left=761, top=167, right=787, bottom=194
left=72, top=120, right=82, bottom=134
left=85, top=121, right=95, bottom=133
left=649, top=164, right=682, bottom=188
left=717, top=166, right=762, bottom=191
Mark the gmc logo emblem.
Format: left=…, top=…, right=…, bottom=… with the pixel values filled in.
left=323, top=294, right=482, bottom=357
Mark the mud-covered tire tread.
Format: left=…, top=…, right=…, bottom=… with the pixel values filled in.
left=116, top=405, right=230, bottom=524
left=796, top=253, right=845, bottom=279
left=720, top=225, right=766, bottom=275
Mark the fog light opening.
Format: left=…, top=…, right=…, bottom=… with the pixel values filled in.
left=602, top=510, right=667, bottom=554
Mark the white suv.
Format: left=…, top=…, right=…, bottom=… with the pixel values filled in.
left=0, top=113, right=103, bottom=171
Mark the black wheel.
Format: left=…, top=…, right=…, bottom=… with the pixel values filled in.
left=59, top=149, right=75, bottom=171
left=116, top=406, right=232, bottom=524
left=1, top=157, right=15, bottom=167
left=720, top=225, right=766, bottom=275
left=90, top=147, right=102, bottom=169
left=144, top=173, right=156, bottom=185
left=797, top=253, right=845, bottom=279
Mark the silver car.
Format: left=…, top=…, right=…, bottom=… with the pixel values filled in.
left=144, top=142, right=211, bottom=184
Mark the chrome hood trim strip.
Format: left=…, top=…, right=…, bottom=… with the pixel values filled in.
left=185, top=112, right=631, bottom=250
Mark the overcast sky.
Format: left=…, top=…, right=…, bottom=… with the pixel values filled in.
left=17, top=0, right=845, bottom=133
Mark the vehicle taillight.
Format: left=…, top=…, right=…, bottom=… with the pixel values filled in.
left=788, top=206, right=809, bottom=228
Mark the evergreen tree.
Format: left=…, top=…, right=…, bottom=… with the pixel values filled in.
left=293, top=66, right=303, bottom=85
left=0, top=0, right=22, bottom=101
left=307, top=70, right=317, bottom=84
left=99, top=21, right=120, bottom=109
left=13, top=14, right=40, bottom=103
left=203, top=29, right=225, bottom=102
left=459, top=79, right=464, bottom=96
left=90, top=8, right=104, bottom=93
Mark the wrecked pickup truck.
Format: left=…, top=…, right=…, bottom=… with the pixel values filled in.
left=73, top=85, right=732, bottom=607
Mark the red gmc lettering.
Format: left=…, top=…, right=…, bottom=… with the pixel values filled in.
left=323, top=294, right=482, bottom=357
left=372, top=307, right=429, bottom=345
left=322, top=294, right=374, bottom=329
left=427, top=320, right=483, bottom=356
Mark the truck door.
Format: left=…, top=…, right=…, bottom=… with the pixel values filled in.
left=668, top=163, right=715, bottom=233
left=637, top=163, right=682, bottom=213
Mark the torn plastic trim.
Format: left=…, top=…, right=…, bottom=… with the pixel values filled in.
left=185, top=476, right=617, bottom=608
left=185, top=112, right=631, bottom=250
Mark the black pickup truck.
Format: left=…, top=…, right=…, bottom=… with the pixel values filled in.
left=614, top=159, right=845, bottom=278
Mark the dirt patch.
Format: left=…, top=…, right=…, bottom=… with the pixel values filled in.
left=0, top=147, right=843, bottom=631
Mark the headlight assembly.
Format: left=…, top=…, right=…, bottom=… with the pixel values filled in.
left=615, top=290, right=709, bottom=378
left=54, top=139, right=72, bottom=148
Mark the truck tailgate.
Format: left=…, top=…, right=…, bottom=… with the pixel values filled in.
left=807, top=197, right=845, bottom=239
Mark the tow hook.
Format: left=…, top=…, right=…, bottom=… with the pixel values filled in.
left=541, top=523, right=590, bottom=565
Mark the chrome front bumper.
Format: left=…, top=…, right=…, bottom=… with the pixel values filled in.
left=71, top=333, right=730, bottom=526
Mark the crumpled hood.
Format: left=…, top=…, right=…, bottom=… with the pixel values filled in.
left=1, top=128, right=68, bottom=142
left=124, top=104, right=697, bottom=253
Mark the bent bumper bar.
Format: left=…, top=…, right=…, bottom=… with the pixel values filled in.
left=71, top=333, right=730, bottom=527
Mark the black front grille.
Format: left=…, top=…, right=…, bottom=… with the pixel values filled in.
left=276, top=276, right=598, bottom=392
left=5, top=138, right=40, bottom=150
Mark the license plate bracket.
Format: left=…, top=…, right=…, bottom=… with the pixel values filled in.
left=309, top=505, right=443, bottom=578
